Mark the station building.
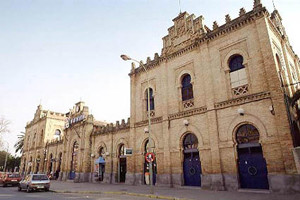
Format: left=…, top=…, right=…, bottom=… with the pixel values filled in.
left=20, top=0, right=300, bottom=193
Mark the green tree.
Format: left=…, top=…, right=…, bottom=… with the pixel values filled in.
left=14, top=132, right=25, bottom=154
left=0, top=151, right=20, bottom=172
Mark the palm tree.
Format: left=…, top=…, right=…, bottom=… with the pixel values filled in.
left=14, top=132, right=25, bottom=154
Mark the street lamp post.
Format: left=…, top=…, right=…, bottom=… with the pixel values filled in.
left=121, top=54, right=154, bottom=194
left=3, top=141, right=9, bottom=172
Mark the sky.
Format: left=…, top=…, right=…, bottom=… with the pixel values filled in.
left=0, top=0, right=299, bottom=155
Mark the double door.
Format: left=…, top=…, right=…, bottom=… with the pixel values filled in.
left=183, top=152, right=201, bottom=186
left=238, top=146, right=269, bottom=189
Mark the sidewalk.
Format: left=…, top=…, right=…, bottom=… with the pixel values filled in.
left=49, top=181, right=300, bottom=200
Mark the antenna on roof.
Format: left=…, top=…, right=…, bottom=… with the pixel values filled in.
left=272, top=0, right=277, bottom=10
left=178, top=0, right=182, bottom=14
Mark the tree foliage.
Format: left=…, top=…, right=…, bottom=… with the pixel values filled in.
left=0, top=151, right=20, bottom=172
left=14, top=132, right=25, bottom=154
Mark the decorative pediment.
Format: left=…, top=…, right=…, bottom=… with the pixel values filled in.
left=162, top=12, right=206, bottom=56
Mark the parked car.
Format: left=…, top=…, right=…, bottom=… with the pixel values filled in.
left=0, top=173, right=21, bottom=187
left=18, top=174, right=50, bottom=192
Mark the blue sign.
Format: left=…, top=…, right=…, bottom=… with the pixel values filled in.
left=95, top=156, right=105, bottom=164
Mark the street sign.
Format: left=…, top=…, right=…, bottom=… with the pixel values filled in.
left=125, top=148, right=133, bottom=156
left=145, top=152, right=155, bottom=163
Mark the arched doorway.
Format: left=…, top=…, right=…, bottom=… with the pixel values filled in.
left=143, top=139, right=156, bottom=185
left=56, top=152, right=62, bottom=179
left=183, top=133, right=201, bottom=186
left=118, top=144, right=127, bottom=183
left=70, top=141, right=79, bottom=180
left=97, top=147, right=105, bottom=181
left=236, top=124, right=269, bottom=189
left=35, top=155, right=40, bottom=173
left=48, top=153, right=53, bottom=174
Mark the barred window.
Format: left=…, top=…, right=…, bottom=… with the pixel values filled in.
left=181, top=74, right=193, bottom=101
left=146, top=88, right=154, bottom=111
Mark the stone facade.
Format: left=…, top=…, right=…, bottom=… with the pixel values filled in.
left=20, top=1, right=300, bottom=193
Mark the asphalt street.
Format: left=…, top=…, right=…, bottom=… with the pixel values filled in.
left=0, top=186, right=164, bottom=200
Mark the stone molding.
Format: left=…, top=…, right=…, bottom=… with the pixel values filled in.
left=168, top=106, right=207, bottom=121
left=134, top=116, right=163, bottom=128
left=214, top=91, right=271, bottom=109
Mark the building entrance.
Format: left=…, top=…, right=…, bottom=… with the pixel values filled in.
left=70, top=141, right=79, bottom=180
left=183, top=133, right=201, bottom=186
left=236, top=124, right=269, bottom=189
left=118, top=144, right=127, bottom=183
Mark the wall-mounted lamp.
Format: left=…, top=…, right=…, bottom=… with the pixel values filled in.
left=91, top=153, right=95, bottom=158
left=237, top=108, right=245, bottom=116
left=269, top=105, right=275, bottom=115
left=183, top=119, right=189, bottom=126
left=144, top=127, right=149, bottom=133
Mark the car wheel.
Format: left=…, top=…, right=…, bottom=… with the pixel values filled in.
left=18, top=186, right=22, bottom=191
left=26, top=186, right=31, bottom=193
left=3, top=184, right=6, bottom=187
left=45, top=188, right=49, bottom=192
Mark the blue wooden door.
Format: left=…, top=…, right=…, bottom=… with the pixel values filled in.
left=238, top=147, right=269, bottom=189
left=69, top=171, right=75, bottom=180
left=183, top=152, right=201, bottom=186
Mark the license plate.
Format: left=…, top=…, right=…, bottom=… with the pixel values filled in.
left=12, top=180, right=17, bottom=182
left=37, top=186, right=44, bottom=189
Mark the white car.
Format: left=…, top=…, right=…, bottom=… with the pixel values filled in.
left=18, top=174, right=50, bottom=192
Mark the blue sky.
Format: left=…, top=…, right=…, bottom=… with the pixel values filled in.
left=0, top=0, right=299, bottom=154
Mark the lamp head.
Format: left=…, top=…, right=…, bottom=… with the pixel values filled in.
left=120, top=54, right=131, bottom=61
left=237, top=108, right=245, bottom=116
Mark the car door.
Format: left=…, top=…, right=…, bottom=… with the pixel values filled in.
left=21, top=175, right=29, bottom=189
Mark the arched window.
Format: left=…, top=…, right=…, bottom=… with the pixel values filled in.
left=229, top=55, right=244, bottom=72
left=229, top=55, right=248, bottom=89
left=99, top=147, right=105, bottom=157
left=54, top=129, right=61, bottom=140
left=40, top=129, right=44, bottom=145
left=181, top=74, right=193, bottom=101
left=145, top=88, right=154, bottom=111
left=32, top=133, right=36, bottom=148
left=119, top=144, right=125, bottom=157
left=236, top=124, right=259, bottom=144
left=144, top=140, right=150, bottom=153
left=27, top=136, right=30, bottom=149
left=183, top=133, right=198, bottom=150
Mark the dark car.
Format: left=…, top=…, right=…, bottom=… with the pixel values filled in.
left=18, top=174, right=50, bottom=192
left=0, top=173, right=21, bottom=187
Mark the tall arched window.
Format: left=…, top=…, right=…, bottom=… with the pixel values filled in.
left=229, top=55, right=244, bottom=72
left=145, top=88, right=154, bottom=111
left=144, top=139, right=150, bottom=154
left=119, top=144, right=125, bottom=157
left=32, top=133, right=36, bottom=148
left=54, top=129, right=61, bottom=140
left=40, top=129, right=44, bottom=145
left=27, top=136, right=30, bottom=149
left=181, top=74, right=193, bottom=101
left=229, top=55, right=247, bottom=88
left=99, top=147, right=105, bottom=157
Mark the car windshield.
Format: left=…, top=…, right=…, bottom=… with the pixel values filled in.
left=8, top=174, right=20, bottom=178
left=32, top=175, right=48, bottom=180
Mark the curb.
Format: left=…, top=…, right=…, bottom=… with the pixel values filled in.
left=50, top=190, right=192, bottom=200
